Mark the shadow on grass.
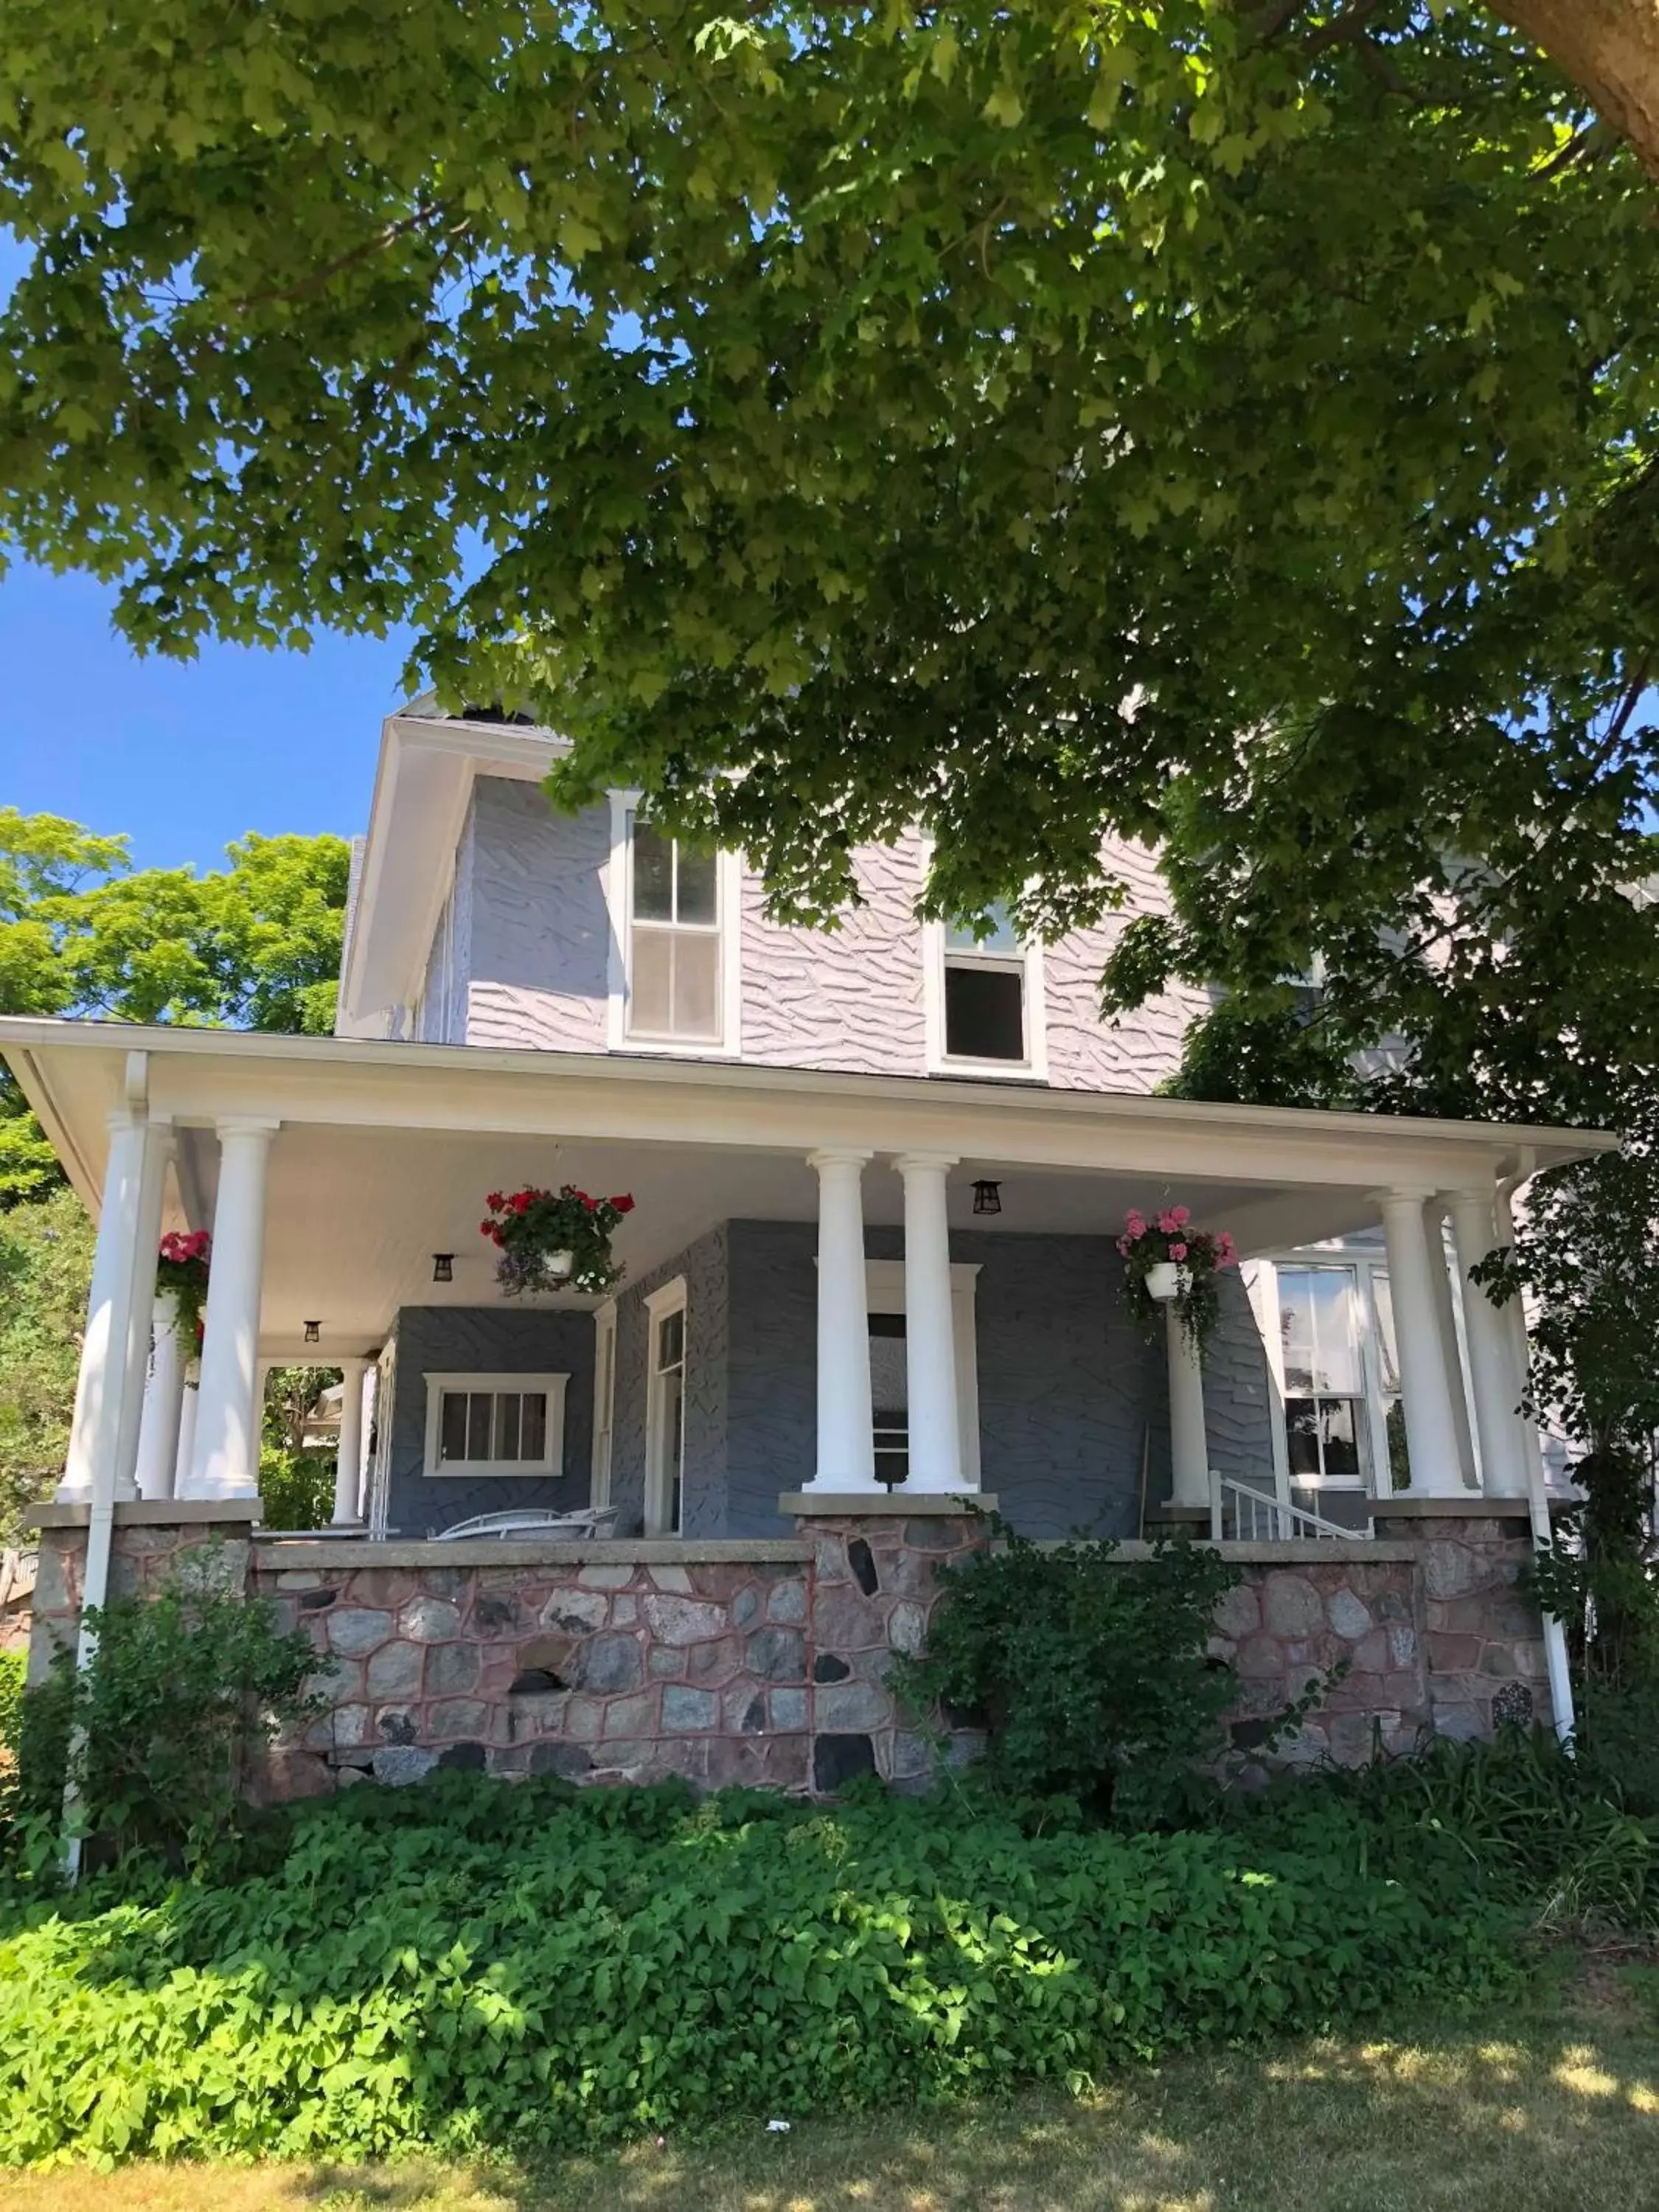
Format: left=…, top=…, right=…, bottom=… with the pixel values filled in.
left=269, top=1975, right=1659, bottom=2212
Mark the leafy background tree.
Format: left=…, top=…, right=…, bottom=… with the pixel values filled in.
left=0, top=807, right=349, bottom=1203
left=0, top=1187, right=94, bottom=1534
left=0, top=811, right=349, bottom=1526
left=4, top=6, right=1658, bottom=1129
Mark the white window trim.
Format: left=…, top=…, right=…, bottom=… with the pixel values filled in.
left=921, top=917, right=1048, bottom=1081
left=591, top=1300, right=617, bottom=1508
left=422, top=1371, right=568, bottom=1479
left=643, top=1276, right=689, bottom=1535
left=863, top=1256, right=983, bottom=1486
left=366, top=1340, right=396, bottom=1536
left=605, top=790, right=742, bottom=1057
left=1259, top=1248, right=1426, bottom=1498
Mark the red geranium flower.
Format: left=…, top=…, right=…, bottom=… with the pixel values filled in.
left=612, top=1194, right=636, bottom=1214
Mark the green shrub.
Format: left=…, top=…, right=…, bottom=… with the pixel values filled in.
left=894, top=1520, right=1242, bottom=1822
left=18, top=1546, right=319, bottom=1865
left=257, top=1445, right=337, bottom=1531
left=1238, top=1728, right=1659, bottom=1936
left=0, top=1773, right=1518, bottom=2166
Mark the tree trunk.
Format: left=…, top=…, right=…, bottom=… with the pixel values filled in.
left=1497, top=0, right=1659, bottom=180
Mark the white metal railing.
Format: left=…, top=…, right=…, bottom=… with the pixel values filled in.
left=1209, top=1473, right=1370, bottom=1543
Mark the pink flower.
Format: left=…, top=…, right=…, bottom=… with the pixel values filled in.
left=1169, top=1242, right=1188, bottom=1262
left=1124, top=1211, right=1145, bottom=1237
left=1170, top=1205, right=1190, bottom=1228
left=1158, top=1211, right=1179, bottom=1235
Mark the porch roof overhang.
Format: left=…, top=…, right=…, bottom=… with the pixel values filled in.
left=1, top=1015, right=1614, bottom=1356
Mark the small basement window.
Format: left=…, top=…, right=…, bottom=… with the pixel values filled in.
left=422, top=1372, right=568, bottom=1478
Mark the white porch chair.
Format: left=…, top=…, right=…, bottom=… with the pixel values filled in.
left=431, top=1505, right=621, bottom=1543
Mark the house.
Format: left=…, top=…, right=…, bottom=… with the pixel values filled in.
left=3, top=703, right=1611, bottom=1790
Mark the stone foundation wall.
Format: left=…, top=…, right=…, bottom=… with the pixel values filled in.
left=25, top=1509, right=257, bottom=1684
left=248, top=1514, right=988, bottom=1799
left=25, top=1503, right=1551, bottom=1801
left=1212, top=1514, right=1554, bottom=1768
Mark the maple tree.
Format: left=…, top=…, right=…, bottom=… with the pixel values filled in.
left=3, top=5, right=1659, bottom=1119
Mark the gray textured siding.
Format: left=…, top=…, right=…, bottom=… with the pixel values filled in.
left=720, top=1219, right=1275, bottom=1541
left=434, top=773, right=1211, bottom=1088
left=464, top=779, right=613, bottom=1051
left=380, top=1234, right=1278, bottom=1544
left=384, top=1305, right=597, bottom=1537
left=739, top=835, right=929, bottom=1075
left=610, top=1225, right=730, bottom=1537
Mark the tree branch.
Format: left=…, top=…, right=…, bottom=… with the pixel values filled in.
left=233, top=204, right=466, bottom=313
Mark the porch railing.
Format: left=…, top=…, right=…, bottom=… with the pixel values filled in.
left=1209, top=1474, right=1369, bottom=1544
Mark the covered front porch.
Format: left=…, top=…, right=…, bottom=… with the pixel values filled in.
left=1, top=1019, right=1607, bottom=1548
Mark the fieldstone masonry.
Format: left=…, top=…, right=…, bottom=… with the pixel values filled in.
left=24, top=1500, right=1553, bottom=1799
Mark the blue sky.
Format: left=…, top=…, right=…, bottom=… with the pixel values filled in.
left=0, top=226, right=420, bottom=874
left=0, top=561, right=418, bottom=872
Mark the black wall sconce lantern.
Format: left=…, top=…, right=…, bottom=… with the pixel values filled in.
left=431, top=1253, right=454, bottom=1283
left=303, top=1319, right=321, bottom=1344
left=971, top=1180, right=1002, bottom=1216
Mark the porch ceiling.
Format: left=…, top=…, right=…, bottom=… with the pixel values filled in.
left=2, top=1015, right=1614, bottom=1356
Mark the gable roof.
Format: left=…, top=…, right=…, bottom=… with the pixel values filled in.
left=336, top=700, right=566, bottom=1035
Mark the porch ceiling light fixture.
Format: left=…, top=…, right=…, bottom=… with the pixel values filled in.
left=431, top=1253, right=454, bottom=1283
left=971, top=1180, right=1002, bottom=1216
left=303, top=1319, right=321, bottom=1343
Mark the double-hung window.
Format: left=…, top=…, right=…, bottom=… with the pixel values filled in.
left=1267, top=1257, right=1411, bottom=1502
left=626, top=818, right=723, bottom=1044
left=928, top=902, right=1046, bottom=1077
left=422, top=1372, right=567, bottom=1479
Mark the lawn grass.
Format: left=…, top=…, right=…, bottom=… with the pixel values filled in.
left=1, top=1955, right=1655, bottom=2212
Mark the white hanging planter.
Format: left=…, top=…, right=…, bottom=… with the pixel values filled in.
left=1144, top=1262, right=1189, bottom=1304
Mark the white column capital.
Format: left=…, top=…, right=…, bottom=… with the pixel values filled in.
left=893, top=1152, right=959, bottom=1177
left=806, top=1147, right=874, bottom=1175
left=216, top=1115, right=280, bottom=1142
left=1372, top=1184, right=1436, bottom=1211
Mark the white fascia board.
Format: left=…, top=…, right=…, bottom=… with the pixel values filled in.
left=0, top=1015, right=1616, bottom=1203
left=338, top=710, right=570, bottom=1029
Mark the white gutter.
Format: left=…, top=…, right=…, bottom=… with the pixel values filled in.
left=1497, top=1148, right=1576, bottom=1745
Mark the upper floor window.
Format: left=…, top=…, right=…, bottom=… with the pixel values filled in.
left=608, top=799, right=740, bottom=1054
left=925, top=903, right=1047, bottom=1078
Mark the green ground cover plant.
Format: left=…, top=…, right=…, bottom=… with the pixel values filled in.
left=0, top=1772, right=1521, bottom=2167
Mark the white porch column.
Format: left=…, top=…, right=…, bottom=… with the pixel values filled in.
left=1165, top=1310, right=1211, bottom=1509
left=895, top=1153, right=963, bottom=1492
left=1376, top=1187, right=1467, bottom=1496
left=113, top=1123, right=173, bottom=1503
left=1422, top=1195, right=1478, bottom=1484
left=58, top=1113, right=150, bottom=1505
left=1447, top=1187, right=1531, bottom=1498
left=173, top=1376, right=200, bottom=1495
left=333, top=1357, right=371, bottom=1524
left=189, top=1118, right=278, bottom=1500
left=133, top=1293, right=188, bottom=1501
left=805, top=1150, right=877, bottom=1491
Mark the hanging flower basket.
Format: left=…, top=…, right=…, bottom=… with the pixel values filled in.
left=481, top=1185, right=636, bottom=1297
left=1119, top=1206, right=1236, bottom=1354
left=156, top=1230, right=212, bottom=1341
